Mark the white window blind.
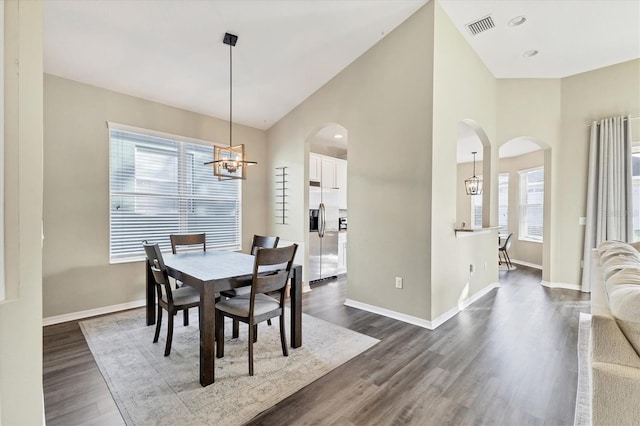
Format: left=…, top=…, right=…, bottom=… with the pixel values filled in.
left=519, top=167, right=544, bottom=241
left=471, top=175, right=483, bottom=228
left=109, top=126, right=241, bottom=262
left=498, top=173, right=509, bottom=235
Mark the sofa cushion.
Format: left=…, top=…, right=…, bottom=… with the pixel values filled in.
left=602, top=256, right=640, bottom=281
left=606, top=269, right=640, bottom=356
left=601, top=248, right=640, bottom=265
left=598, top=240, right=635, bottom=255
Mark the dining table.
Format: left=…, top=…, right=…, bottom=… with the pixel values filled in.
left=145, top=249, right=303, bottom=387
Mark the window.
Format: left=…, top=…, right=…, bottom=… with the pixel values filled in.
left=470, top=175, right=482, bottom=228
left=519, top=167, right=544, bottom=242
left=109, top=124, right=241, bottom=262
left=498, top=173, right=509, bottom=235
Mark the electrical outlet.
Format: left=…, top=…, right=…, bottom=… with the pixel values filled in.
left=470, top=264, right=474, bottom=273
left=395, top=277, right=403, bottom=289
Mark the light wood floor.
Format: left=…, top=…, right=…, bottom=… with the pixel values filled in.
left=43, top=265, right=590, bottom=425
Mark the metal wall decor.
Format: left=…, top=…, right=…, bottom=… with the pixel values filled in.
left=275, top=167, right=288, bottom=224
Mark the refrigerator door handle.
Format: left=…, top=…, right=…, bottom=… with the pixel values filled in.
left=319, top=203, right=325, bottom=238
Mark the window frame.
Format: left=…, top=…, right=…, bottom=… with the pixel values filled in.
left=498, top=172, right=509, bottom=235
left=518, top=166, right=544, bottom=243
left=108, top=122, right=243, bottom=263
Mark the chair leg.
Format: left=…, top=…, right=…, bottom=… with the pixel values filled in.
left=183, top=308, right=189, bottom=326
left=248, top=322, right=255, bottom=376
left=153, top=305, right=163, bottom=343
left=232, top=319, right=239, bottom=338
left=215, top=310, right=224, bottom=358
left=279, top=315, right=288, bottom=357
left=504, top=250, right=513, bottom=269
left=253, top=324, right=258, bottom=343
left=165, top=312, right=174, bottom=356
left=267, top=319, right=272, bottom=326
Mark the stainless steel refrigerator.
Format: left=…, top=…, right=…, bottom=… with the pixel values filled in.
left=309, top=184, right=339, bottom=282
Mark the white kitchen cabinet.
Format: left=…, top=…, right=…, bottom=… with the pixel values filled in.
left=310, top=152, right=339, bottom=189
left=337, top=232, right=347, bottom=274
left=309, top=153, right=321, bottom=183
left=336, top=158, right=347, bottom=209
left=321, top=156, right=337, bottom=189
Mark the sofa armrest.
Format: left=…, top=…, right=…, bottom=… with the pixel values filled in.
left=591, top=315, right=640, bottom=368
left=592, top=361, right=640, bottom=425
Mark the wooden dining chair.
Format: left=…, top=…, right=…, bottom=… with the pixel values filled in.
left=221, top=235, right=279, bottom=299
left=221, top=235, right=280, bottom=336
left=143, top=242, right=201, bottom=356
left=215, top=244, right=298, bottom=376
left=169, top=232, right=206, bottom=324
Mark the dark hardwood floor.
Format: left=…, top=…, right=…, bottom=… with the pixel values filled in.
left=43, top=265, right=590, bottom=425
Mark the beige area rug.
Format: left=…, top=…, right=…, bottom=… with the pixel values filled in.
left=80, top=308, right=379, bottom=426
left=574, top=312, right=592, bottom=426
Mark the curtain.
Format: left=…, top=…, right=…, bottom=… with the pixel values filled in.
left=581, top=116, right=632, bottom=292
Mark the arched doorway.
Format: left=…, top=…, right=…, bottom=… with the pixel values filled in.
left=456, top=119, right=493, bottom=229
left=305, top=123, right=348, bottom=284
left=498, top=137, right=551, bottom=280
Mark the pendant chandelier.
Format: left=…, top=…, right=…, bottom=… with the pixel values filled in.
left=205, top=32, right=256, bottom=180
left=465, top=151, right=483, bottom=195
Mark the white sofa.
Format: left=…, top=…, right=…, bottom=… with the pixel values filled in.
left=590, top=240, right=640, bottom=425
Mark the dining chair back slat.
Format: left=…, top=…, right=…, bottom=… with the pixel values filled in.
left=253, top=270, right=290, bottom=295
left=170, top=233, right=206, bottom=254
left=250, top=235, right=279, bottom=255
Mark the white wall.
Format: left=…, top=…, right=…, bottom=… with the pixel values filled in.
left=0, top=1, right=44, bottom=423
left=268, top=1, right=501, bottom=322
left=0, top=0, right=5, bottom=303
left=497, top=60, right=640, bottom=288
left=42, top=75, right=269, bottom=318
left=560, top=59, right=640, bottom=287
left=430, top=1, right=499, bottom=319
left=268, top=3, right=436, bottom=319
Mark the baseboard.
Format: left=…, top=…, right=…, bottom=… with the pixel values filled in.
left=344, top=282, right=500, bottom=331
left=540, top=281, right=582, bottom=291
left=510, top=259, right=542, bottom=270
left=432, top=281, right=500, bottom=328
left=451, top=281, right=499, bottom=318
left=344, top=299, right=435, bottom=329
left=43, top=299, right=146, bottom=326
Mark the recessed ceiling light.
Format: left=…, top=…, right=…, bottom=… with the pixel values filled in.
left=508, top=16, right=527, bottom=27
left=333, top=134, right=343, bottom=139
left=523, top=49, right=539, bottom=58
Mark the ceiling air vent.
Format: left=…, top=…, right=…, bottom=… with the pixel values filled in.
left=466, top=15, right=495, bottom=36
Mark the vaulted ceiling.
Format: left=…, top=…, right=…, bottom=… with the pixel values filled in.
left=44, top=0, right=639, bottom=160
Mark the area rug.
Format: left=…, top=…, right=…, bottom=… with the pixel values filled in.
left=80, top=308, right=379, bottom=426
left=574, top=312, right=592, bottom=426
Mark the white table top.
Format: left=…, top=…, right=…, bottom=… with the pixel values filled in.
left=163, top=250, right=256, bottom=283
